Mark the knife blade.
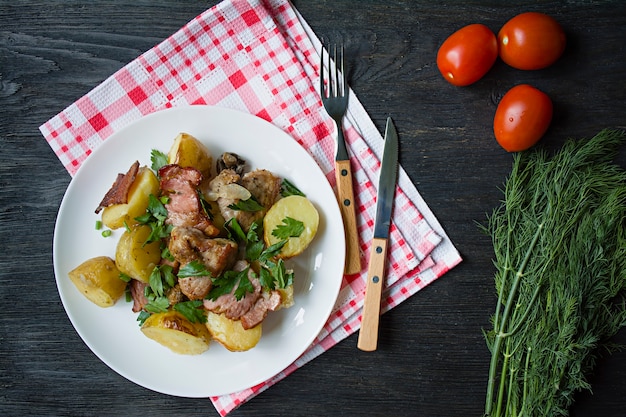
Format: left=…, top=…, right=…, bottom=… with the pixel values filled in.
left=357, top=116, right=399, bottom=352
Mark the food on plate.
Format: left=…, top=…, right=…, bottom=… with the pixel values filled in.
left=483, top=130, right=626, bottom=416
left=68, top=132, right=320, bottom=355
left=206, top=311, right=262, bottom=352
left=115, top=224, right=162, bottom=283
left=99, top=163, right=160, bottom=229
left=436, top=23, right=498, bottom=86
left=167, top=132, right=213, bottom=178
left=493, top=84, right=552, bottom=152
left=68, top=256, right=126, bottom=307
left=498, top=12, right=566, bottom=70
left=141, top=310, right=211, bottom=355
left=263, top=195, right=319, bottom=259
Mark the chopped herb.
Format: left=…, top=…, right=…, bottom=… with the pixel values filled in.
left=174, top=300, right=207, bottom=324
left=144, top=296, right=169, bottom=314
left=101, top=229, right=112, bottom=237
left=95, top=220, right=102, bottom=230
left=262, top=259, right=293, bottom=289
left=137, top=310, right=151, bottom=326
left=118, top=272, right=132, bottom=283
left=225, top=218, right=247, bottom=242
left=135, top=194, right=172, bottom=243
left=198, top=191, right=214, bottom=220
left=151, top=149, right=169, bottom=172
left=281, top=179, right=305, bottom=197
left=259, top=240, right=287, bottom=262
left=271, top=217, right=304, bottom=239
left=178, top=260, right=211, bottom=278
left=206, top=267, right=254, bottom=300
left=148, top=264, right=175, bottom=298
left=228, top=197, right=264, bottom=212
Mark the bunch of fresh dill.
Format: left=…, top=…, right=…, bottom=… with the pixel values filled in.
left=483, top=129, right=626, bottom=416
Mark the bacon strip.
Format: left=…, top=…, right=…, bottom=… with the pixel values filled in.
left=95, top=161, right=139, bottom=213
left=159, top=164, right=220, bottom=237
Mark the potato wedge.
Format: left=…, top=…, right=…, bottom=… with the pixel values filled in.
left=101, top=166, right=159, bottom=229
left=168, top=132, right=213, bottom=178
left=206, top=311, right=262, bottom=352
left=277, top=284, right=294, bottom=309
left=115, top=225, right=161, bottom=283
left=68, top=256, right=126, bottom=307
left=141, top=310, right=211, bottom=355
left=263, top=195, right=319, bottom=258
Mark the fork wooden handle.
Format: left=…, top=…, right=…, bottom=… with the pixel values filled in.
left=357, top=237, right=388, bottom=351
left=335, top=159, right=361, bottom=275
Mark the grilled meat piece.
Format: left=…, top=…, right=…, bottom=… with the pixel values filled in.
left=208, top=168, right=282, bottom=232
left=203, top=260, right=283, bottom=329
left=159, top=164, right=220, bottom=237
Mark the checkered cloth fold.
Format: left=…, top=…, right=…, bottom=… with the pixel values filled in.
left=40, top=0, right=462, bottom=415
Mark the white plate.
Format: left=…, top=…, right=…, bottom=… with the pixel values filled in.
left=53, top=106, right=345, bottom=397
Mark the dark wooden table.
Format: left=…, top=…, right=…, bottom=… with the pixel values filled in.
left=2, top=1, right=625, bottom=416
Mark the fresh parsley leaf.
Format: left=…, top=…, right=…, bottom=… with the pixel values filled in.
left=137, top=310, right=151, bottom=326
left=151, top=149, right=169, bottom=172
left=262, top=259, right=293, bottom=289
left=144, top=296, right=170, bottom=314
left=244, top=221, right=264, bottom=261
left=225, top=218, right=247, bottom=243
left=259, top=240, right=287, bottom=262
left=228, top=197, right=264, bottom=212
left=149, top=266, right=165, bottom=297
left=246, top=240, right=265, bottom=262
left=234, top=271, right=255, bottom=300
left=259, top=266, right=274, bottom=290
left=206, top=268, right=255, bottom=301
left=178, top=260, right=211, bottom=278
left=135, top=194, right=172, bottom=243
left=174, top=300, right=207, bottom=324
left=281, top=179, right=305, bottom=197
left=271, top=217, right=304, bottom=240
left=198, top=191, right=214, bottom=220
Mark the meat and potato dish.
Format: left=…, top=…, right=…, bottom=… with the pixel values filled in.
left=68, top=132, right=320, bottom=354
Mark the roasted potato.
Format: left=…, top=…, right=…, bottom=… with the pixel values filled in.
left=277, top=284, right=294, bottom=309
left=168, top=132, right=213, bottom=178
left=68, top=256, right=126, bottom=307
left=263, top=195, right=319, bottom=258
left=206, top=311, right=262, bottom=352
left=141, top=310, right=211, bottom=355
left=101, top=166, right=159, bottom=229
left=115, top=224, right=161, bottom=283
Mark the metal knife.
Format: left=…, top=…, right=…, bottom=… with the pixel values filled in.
left=357, top=117, right=399, bottom=352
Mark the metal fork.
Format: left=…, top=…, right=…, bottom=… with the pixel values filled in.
left=320, top=42, right=361, bottom=275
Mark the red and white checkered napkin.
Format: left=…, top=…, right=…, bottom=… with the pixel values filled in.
left=40, top=0, right=462, bottom=414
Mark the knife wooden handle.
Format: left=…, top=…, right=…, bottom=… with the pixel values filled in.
left=335, top=159, right=362, bottom=275
left=357, top=237, right=388, bottom=351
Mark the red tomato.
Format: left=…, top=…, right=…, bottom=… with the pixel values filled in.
left=498, top=12, right=566, bottom=70
left=493, top=84, right=553, bottom=152
left=437, top=24, right=498, bottom=86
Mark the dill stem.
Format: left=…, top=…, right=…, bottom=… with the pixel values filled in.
left=485, top=221, right=544, bottom=416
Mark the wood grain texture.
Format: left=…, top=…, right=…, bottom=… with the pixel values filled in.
left=334, top=159, right=362, bottom=274
left=357, top=237, right=388, bottom=351
left=1, top=1, right=625, bottom=416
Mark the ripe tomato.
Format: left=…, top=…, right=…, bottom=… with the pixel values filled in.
left=498, top=12, right=566, bottom=70
left=437, top=24, right=498, bottom=86
left=493, top=84, right=553, bottom=152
